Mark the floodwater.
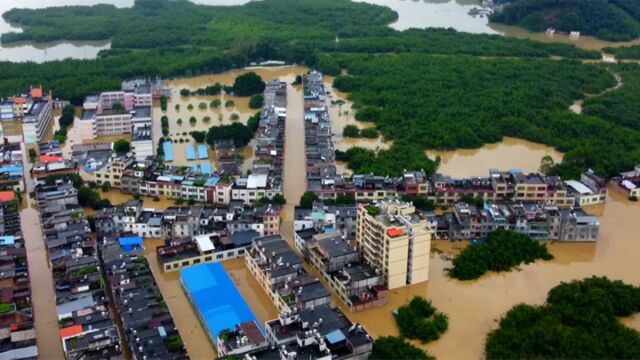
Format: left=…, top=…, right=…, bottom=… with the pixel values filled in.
left=427, top=137, right=564, bottom=178
left=154, top=66, right=307, bottom=169
left=18, top=143, right=65, bottom=359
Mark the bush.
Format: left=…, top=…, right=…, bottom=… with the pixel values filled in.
left=343, top=124, right=360, bottom=137
left=449, top=229, right=554, bottom=280
left=177, top=118, right=182, bottom=125
left=191, top=131, right=206, bottom=143
left=180, top=88, right=190, bottom=97
left=210, top=99, right=221, bottom=108
left=230, top=113, right=240, bottom=121
left=396, top=297, right=448, bottom=343
left=187, top=104, right=194, bottom=110
left=160, top=95, right=168, bottom=111
left=59, top=104, right=75, bottom=128
left=225, top=99, right=235, bottom=108
left=249, top=94, right=264, bottom=109
left=175, top=104, right=180, bottom=110
left=233, top=72, right=265, bottom=96
left=371, top=336, right=433, bottom=360
left=174, top=198, right=184, bottom=205
left=485, top=277, right=640, bottom=359
left=360, top=127, right=378, bottom=138
left=203, top=116, right=211, bottom=123
left=198, top=102, right=207, bottom=109
left=113, top=139, right=130, bottom=155
left=629, top=195, right=638, bottom=201
left=100, top=181, right=111, bottom=192
left=189, top=116, right=197, bottom=125
left=299, top=191, right=318, bottom=208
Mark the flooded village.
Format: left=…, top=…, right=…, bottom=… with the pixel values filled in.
left=0, top=61, right=637, bottom=359
left=0, top=1, right=640, bottom=360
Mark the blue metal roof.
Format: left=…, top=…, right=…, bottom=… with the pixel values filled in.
left=325, top=329, right=346, bottom=344
left=180, top=263, right=263, bottom=344
left=205, top=176, right=220, bottom=186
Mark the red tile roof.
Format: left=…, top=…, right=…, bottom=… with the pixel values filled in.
left=0, top=192, right=15, bottom=203
left=60, top=325, right=83, bottom=339
left=39, top=155, right=64, bottom=163
left=386, top=228, right=405, bottom=238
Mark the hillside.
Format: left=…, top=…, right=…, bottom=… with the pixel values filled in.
left=490, top=0, right=640, bottom=41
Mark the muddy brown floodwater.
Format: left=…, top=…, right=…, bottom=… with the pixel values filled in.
left=427, top=137, right=564, bottom=178
left=18, top=144, right=65, bottom=359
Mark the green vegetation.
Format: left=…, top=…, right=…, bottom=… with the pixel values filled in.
left=396, top=297, right=449, bottom=343
left=225, top=100, right=235, bottom=108
left=101, top=181, right=111, bottom=192
left=323, top=194, right=355, bottom=206
left=187, top=104, right=194, bottom=111
left=210, top=99, right=222, bottom=109
left=160, top=95, right=168, bottom=111
left=335, top=143, right=437, bottom=177
left=233, top=72, right=265, bottom=96
left=198, top=102, right=207, bottom=109
left=0, top=303, right=13, bottom=314
left=161, top=116, right=169, bottom=136
left=28, top=148, right=37, bottom=163
left=163, top=335, right=184, bottom=352
left=400, top=194, right=435, bottom=211
left=490, top=0, right=640, bottom=41
left=0, top=0, right=602, bottom=106
left=448, top=229, right=553, bottom=280
left=113, top=139, right=130, bottom=155
left=180, top=89, right=190, bottom=97
left=191, top=131, right=206, bottom=143
left=604, top=45, right=640, bottom=59
left=189, top=116, right=197, bottom=125
left=78, top=186, right=111, bottom=210
left=485, top=276, right=640, bottom=359
left=175, top=104, right=180, bottom=110
left=342, top=124, right=378, bottom=138
left=59, top=104, right=75, bottom=128
left=365, top=205, right=379, bottom=216
left=371, top=336, right=433, bottom=360
left=331, top=54, right=640, bottom=178
left=229, top=113, right=240, bottom=121
left=203, top=116, right=211, bottom=123
left=459, top=194, right=485, bottom=208
left=254, top=194, right=287, bottom=206
left=206, top=123, right=254, bottom=148
left=249, top=94, right=264, bottom=109
left=299, top=191, right=319, bottom=208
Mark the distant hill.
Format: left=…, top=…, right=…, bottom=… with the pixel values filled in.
left=490, top=0, right=640, bottom=41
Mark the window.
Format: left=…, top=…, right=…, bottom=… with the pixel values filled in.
left=216, top=254, right=224, bottom=259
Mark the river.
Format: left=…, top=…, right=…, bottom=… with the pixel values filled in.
left=5, top=0, right=640, bottom=63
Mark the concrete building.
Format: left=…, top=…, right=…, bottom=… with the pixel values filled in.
left=615, top=165, right=640, bottom=199
left=355, top=200, right=433, bottom=289
left=0, top=86, right=53, bottom=144
left=564, top=170, right=607, bottom=207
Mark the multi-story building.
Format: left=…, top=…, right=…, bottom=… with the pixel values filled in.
left=438, top=201, right=600, bottom=242
left=430, top=169, right=575, bottom=208
left=0, top=142, right=24, bottom=192
left=294, top=201, right=358, bottom=241
left=565, top=170, right=607, bottom=207
left=36, top=181, right=121, bottom=358
left=245, top=235, right=331, bottom=313
left=615, top=165, right=640, bottom=199
left=0, top=191, right=38, bottom=360
left=0, top=86, right=53, bottom=144
left=78, top=79, right=157, bottom=161
left=305, top=232, right=388, bottom=312
left=355, top=200, right=434, bottom=289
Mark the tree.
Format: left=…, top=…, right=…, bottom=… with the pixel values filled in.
left=28, top=148, right=37, bottom=163
left=449, top=229, right=554, bottom=280
left=271, top=194, right=286, bottom=205
left=112, top=101, right=124, bottom=112
left=485, top=277, right=640, bottom=359
left=205, top=123, right=253, bottom=147
left=187, top=198, right=195, bottom=205
left=187, top=104, right=194, bottom=110
left=230, top=113, right=240, bottom=121
left=249, top=94, right=264, bottom=109
left=189, top=116, right=197, bottom=125
left=59, top=104, right=75, bottom=128
left=190, top=131, right=206, bottom=143
left=132, top=192, right=141, bottom=200
left=180, top=88, right=190, bottom=97
left=160, top=95, right=168, bottom=111
left=539, top=155, right=555, bottom=175
left=101, top=181, right=111, bottom=192
left=225, top=99, right=235, bottom=108
left=395, top=296, right=449, bottom=343
left=343, top=124, right=360, bottom=137
left=210, top=99, right=221, bottom=109
left=233, top=72, right=265, bottom=96
left=360, top=127, right=378, bottom=138
left=371, top=336, right=433, bottom=360
left=198, top=102, right=207, bottom=109
left=299, top=191, right=318, bottom=208
left=113, top=139, right=130, bottom=154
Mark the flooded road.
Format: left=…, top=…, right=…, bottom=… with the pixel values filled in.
left=18, top=144, right=65, bottom=359
left=427, top=137, right=564, bottom=177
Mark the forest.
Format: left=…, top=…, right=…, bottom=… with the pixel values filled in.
left=331, top=54, right=640, bottom=178
left=485, top=276, right=640, bottom=358
left=490, top=0, right=640, bottom=41
left=448, top=229, right=553, bottom=280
